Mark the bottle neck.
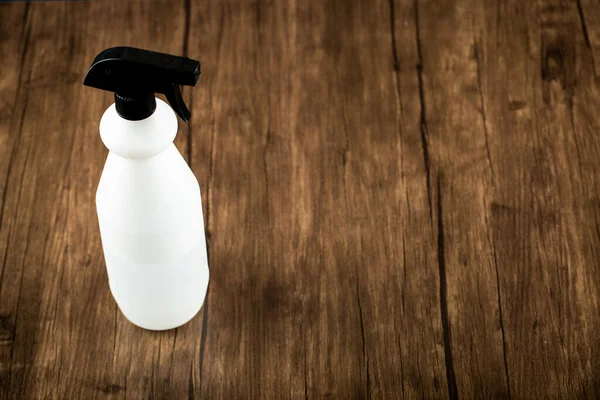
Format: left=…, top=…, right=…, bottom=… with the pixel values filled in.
left=114, top=93, right=156, bottom=121
left=100, top=98, right=178, bottom=159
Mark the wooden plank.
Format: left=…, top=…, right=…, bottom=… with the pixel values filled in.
left=0, top=3, right=28, bottom=209
left=1, top=0, right=600, bottom=398
left=0, top=2, right=29, bottom=394
left=0, top=1, right=190, bottom=399
left=405, top=0, right=512, bottom=397
left=361, top=0, right=448, bottom=398
left=475, top=0, right=600, bottom=397
left=570, top=0, right=600, bottom=393
left=188, top=0, right=445, bottom=398
left=187, top=1, right=303, bottom=398
left=538, top=0, right=600, bottom=396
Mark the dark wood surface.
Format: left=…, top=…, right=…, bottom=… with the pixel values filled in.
left=1, top=0, right=600, bottom=398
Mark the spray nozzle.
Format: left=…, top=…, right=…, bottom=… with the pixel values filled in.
left=84, top=47, right=200, bottom=122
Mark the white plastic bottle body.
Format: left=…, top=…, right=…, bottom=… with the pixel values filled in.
left=96, top=98, right=209, bottom=330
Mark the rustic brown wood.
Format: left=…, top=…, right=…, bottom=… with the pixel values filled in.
left=578, top=0, right=600, bottom=76
left=1, top=0, right=600, bottom=398
left=0, top=2, right=29, bottom=395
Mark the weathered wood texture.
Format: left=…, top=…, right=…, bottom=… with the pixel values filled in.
left=1, top=0, right=599, bottom=398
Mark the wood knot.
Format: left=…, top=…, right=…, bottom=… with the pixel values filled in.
left=542, top=47, right=565, bottom=82
left=489, top=202, right=514, bottom=215
left=97, top=383, right=124, bottom=394
left=0, top=314, right=15, bottom=345
left=469, top=42, right=479, bottom=61
left=262, top=278, right=300, bottom=317
left=508, top=100, right=527, bottom=111
left=433, top=377, right=441, bottom=392
left=81, top=254, right=93, bottom=268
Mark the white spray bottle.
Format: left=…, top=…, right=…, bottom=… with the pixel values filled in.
left=84, top=47, right=209, bottom=330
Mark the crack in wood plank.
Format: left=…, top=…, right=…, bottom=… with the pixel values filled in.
left=355, top=272, right=370, bottom=399
left=473, top=41, right=496, bottom=185
left=0, top=3, right=31, bottom=290
left=436, top=176, right=458, bottom=400
left=413, top=0, right=433, bottom=225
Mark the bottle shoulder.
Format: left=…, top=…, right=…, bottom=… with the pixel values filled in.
left=97, top=145, right=200, bottom=203
left=99, top=98, right=178, bottom=159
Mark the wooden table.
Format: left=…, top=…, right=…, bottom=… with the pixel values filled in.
left=1, top=0, right=600, bottom=398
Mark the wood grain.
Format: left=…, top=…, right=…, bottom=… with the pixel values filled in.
left=577, top=0, right=600, bottom=76
left=1, top=0, right=600, bottom=398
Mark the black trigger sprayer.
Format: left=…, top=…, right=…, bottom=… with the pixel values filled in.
left=83, top=46, right=200, bottom=122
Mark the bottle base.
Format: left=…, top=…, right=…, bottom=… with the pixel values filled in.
left=111, top=273, right=209, bottom=331
left=104, top=241, right=210, bottom=331
left=119, top=299, right=205, bottom=331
